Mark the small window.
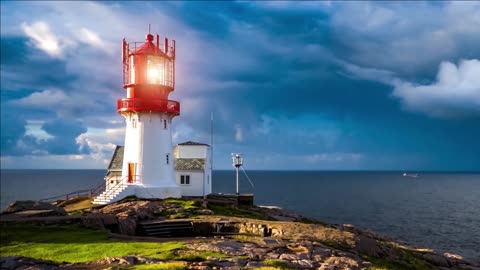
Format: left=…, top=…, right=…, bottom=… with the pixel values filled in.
left=132, top=118, right=137, bottom=128
left=166, top=154, right=169, bottom=165
left=207, top=175, right=210, bottom=185
left=180, top=175, right=190, bottom=185
left=163, top=119, right=167, bottom=129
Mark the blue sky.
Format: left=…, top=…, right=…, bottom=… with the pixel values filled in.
left=1, top=1, right=479, bottom=170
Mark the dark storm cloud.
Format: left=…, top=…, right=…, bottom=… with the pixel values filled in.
left=1, top=1, right=479, bottom=170
left=40, top=118, right=89, bottom=155
left=0, top=109, right=27, bottom=156
left=1, top=37, right=77, bottom=91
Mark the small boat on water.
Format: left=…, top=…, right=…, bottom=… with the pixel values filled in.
left=403, top=172, right=419, bottom=178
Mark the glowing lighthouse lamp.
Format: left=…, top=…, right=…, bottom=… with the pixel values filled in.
left=93, top=30, right=181, bottom=204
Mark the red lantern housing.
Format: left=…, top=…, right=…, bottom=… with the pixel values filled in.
left=118, top=33, right=179, bottom=115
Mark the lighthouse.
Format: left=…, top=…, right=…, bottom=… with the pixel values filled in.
left=93, top=31, right=181, bottom=204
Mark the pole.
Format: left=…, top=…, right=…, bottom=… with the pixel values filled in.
left=236, top=166, right=239, bottom=195
left=210, top=112, right=213, bottom=172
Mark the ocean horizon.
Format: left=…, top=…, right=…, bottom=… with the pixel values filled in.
left=1, top=169, right=479, bottom=260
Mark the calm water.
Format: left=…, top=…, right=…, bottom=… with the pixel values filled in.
left=1, top=170, right=479, bottom=259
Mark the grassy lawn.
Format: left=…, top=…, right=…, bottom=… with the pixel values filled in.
left=131, top=262, right=187, bottom=270
left=163, top=199, right=199, bottom=211
left=0, top=223, right=184, bottom=263
left=208, top=204, right=268, bottom=220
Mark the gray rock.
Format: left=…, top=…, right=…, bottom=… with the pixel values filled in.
left=320, top=256, right=361, bottom=270
left=0, top=256, right=59, bottom=270
left=422, top=253, right=451, bottom=267
left=245, top=261, right=265, bottom=268
left=117, top=217, right=137, bottom=235
left=2, top=201, right=67, bottom=216
left=196, top=209, right=213, bottom=215
left=291, top=259, right=315, bottom=269
left=279, top=253, right=299, bottom=261
left=355, top=234, right=385, bottom=257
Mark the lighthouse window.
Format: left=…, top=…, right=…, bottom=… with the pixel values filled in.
left=166, top=154, right=169, bottom=165
left=147, top=55, right=165, bottom=85
left=180, top=175, right=190, bottom=185
left=163, top=119, right=167, bottom=129
left=132, top=118, right=137, bottom=128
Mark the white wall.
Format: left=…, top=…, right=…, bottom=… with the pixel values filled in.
left=176, top=170, right=206, bottom=197
left=120, top=111, right=179, bottom=194
left=176, top=145, right=208, bottom=158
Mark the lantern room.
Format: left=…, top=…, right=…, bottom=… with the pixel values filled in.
left=118, top=33, right=179, bottom=114
left=123, top=33, right=175, bottom=88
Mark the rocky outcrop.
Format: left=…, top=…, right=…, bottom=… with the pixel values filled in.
left=1, top=201, right=67, bottom=217
left=0, top=256, right=60, bottom=270
left=186, top=238, right=371, bottom=269
left=3, top=199, right=479, bottom=270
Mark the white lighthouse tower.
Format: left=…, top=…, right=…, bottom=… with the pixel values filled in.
left=93, top=31, right=181, bottom=204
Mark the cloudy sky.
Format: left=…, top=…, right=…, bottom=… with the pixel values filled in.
left=1, top=1, right=479, bottom=170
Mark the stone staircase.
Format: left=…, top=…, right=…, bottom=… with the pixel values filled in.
left=92, top=182, right=130, bottom=205
left=139, top=220, right=194, bottom=237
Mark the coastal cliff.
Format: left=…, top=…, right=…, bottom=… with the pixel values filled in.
left=1, top=198, right=478, bottom=270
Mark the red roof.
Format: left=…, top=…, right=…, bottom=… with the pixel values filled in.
left=132, top=34, right=168, bottom=57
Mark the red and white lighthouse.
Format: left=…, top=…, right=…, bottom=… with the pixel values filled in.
left=93, top=32, right=181, bottom=204
left=114, top=32, right=182, bottom=200
left=117, top=32, right=181, bottom=199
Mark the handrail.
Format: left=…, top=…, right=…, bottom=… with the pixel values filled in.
left=39, top=189, right=95, bottom=203
left=38, top=174, right=143, bottom=203
left=95, top=174, right=142, bottom=199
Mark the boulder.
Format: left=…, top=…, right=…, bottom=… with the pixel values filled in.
left=355, top=234, right=385, bottom=257
left=2, top=201, right=67, bottom=216
left=0, top=256, right=59, bottom=270
left=422, top=253, right=451, bottom=268
left=320, top=256, right=361, bottom=270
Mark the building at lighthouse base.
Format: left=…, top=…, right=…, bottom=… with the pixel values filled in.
left=93, top=141, right=211, bottom=205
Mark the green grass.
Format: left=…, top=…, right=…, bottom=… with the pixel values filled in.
left=131, top=262, right=187, bottom=270
left=163, top=199, right=200, bottom=211
left=0, top=223, right=184, bottom=263
left=363, top=250, right=433, bottom=270
left=153, top=199, right=201, bottom=219
left=264, top=260, right=292, bottom=270
left=208, top=205, right=268, bottom=220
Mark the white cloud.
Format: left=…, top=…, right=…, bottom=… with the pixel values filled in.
left=343, top=59, right=480, bottom=118
left=15, top=89, right=69, bottom=107
left=392, top=59, right=480, bottom=118
left=331, top=2, right=480, bottom=75
left=76, top=128, right=124, bottom=164
left=339, top=61, right=396, bottom=84
left=21, top=21, right=73, bottom=58
left=14, top=88, right=108, bottom=119
left=78, top=28, right=105, bottom=50
left=0, top=154, right=109, bottom=169
left=25, top=120, right=54, bottom=140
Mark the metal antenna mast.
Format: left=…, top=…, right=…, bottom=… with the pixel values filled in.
left=211, top=112, right=214, bottom=172
left=231, top=153, right=243, bottom=195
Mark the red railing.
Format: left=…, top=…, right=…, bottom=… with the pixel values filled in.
left=117, top=98, right=180, bottom=115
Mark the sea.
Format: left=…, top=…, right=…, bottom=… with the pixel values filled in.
left=1, top=170, right=479, bottom=260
